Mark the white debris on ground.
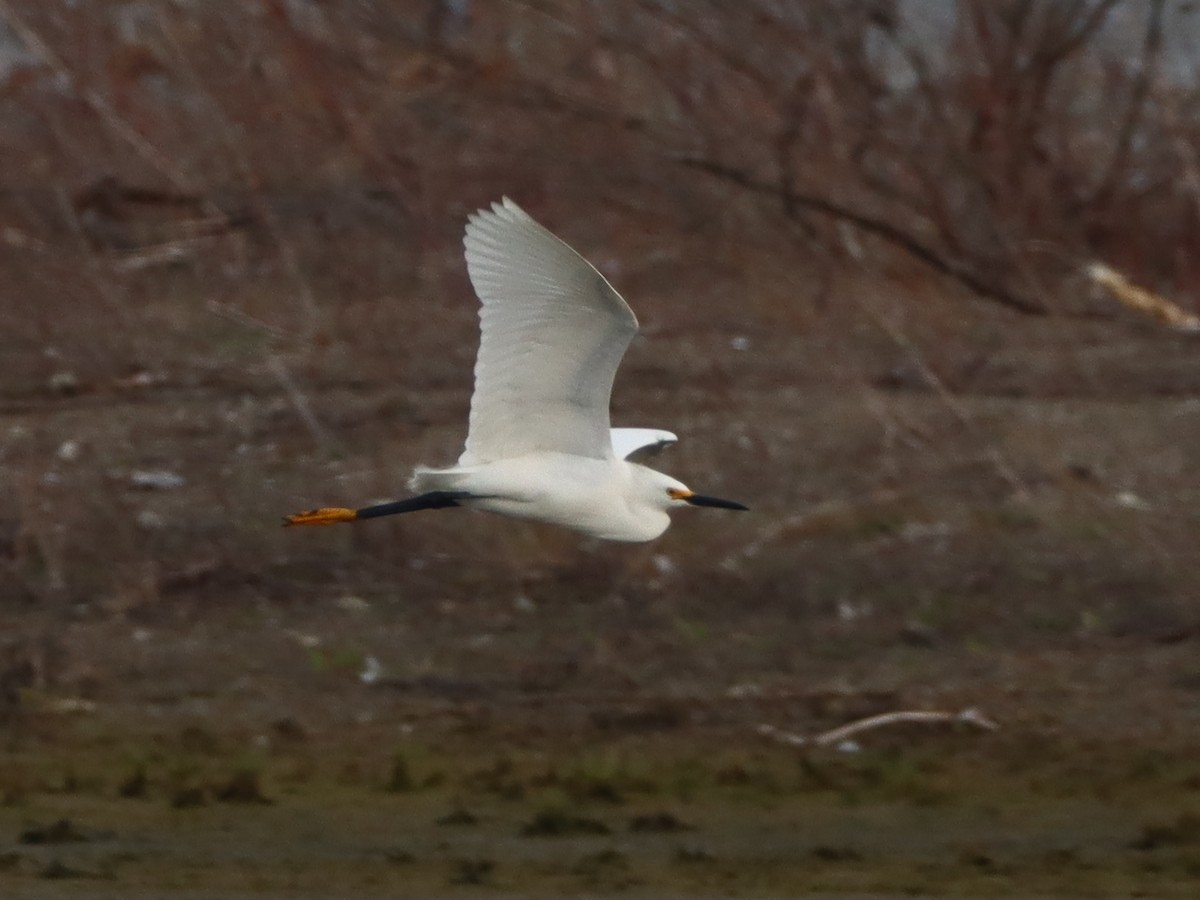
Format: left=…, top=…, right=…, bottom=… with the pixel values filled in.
left=129, top=469, right=186, bottom=490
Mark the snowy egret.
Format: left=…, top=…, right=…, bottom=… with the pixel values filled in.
left=284, top=198, right=746, bottom=542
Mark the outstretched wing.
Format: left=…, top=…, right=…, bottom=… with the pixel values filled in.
left=459, top=198, right=638, bottom=464
left=610, top=427, right=677, bottom=460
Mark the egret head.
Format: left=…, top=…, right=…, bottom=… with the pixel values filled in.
left=637, top=467, right=748, bottom=513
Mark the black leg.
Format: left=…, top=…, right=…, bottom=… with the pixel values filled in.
left=355, top=491, right=474, bottom=520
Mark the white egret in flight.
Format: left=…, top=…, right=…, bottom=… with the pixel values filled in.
left=285, top=198, right=746, bottom=542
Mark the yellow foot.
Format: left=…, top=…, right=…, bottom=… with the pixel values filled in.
left=282, top=507, right=358, bottom=527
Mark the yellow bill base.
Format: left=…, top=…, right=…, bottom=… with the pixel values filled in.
left=282, top=507, right=358, bottom=527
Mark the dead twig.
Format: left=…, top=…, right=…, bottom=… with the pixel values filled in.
left=858, top=303, right=1029, bottom=497
left=155, top=10, right=322, bottom=344
left=1086, top=263, right=1200, bottom=332
left=111, top=239, right=207, bottom=273
left=0, top=0, right=216, bottom=211
left=680, top=157, right=1046, bottom=316
left=265, top=354, right=337, bottom=453
left=206, top=300, right=290, bottom=341
left=1082, top=0, right=1166, bottom=210
left=757, top=707, right=998, bottom=749
left=719, top=489, right=904, bottom=571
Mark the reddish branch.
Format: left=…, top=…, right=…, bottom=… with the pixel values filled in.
left=680, top=157, right=1046, bottom=316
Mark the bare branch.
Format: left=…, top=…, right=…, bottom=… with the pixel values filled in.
left=1041, top=0, right=1123, bottom=64
left=1087, top=262, right=1200, bottom=332
left=0, top=0, right=216, bottom=211
left=758, top=708, right=998, bottom=750
left=1084, top=0, right=1166, bottom=209
left=681, top=158, right=1046, bottom=315
left=265, top=354, right=338, bottom=453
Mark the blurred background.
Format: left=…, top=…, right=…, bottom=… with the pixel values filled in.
left=2, top=1, right=1200, bottom=895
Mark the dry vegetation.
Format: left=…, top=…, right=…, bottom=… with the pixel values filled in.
left=2, top=1, right=1200, bottom=894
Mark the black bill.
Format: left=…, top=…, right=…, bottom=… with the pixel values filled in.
left=685, top=494, right=749, bottom=511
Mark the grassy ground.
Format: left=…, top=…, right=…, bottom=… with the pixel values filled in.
left=3, top=704, right=1200, bottom=896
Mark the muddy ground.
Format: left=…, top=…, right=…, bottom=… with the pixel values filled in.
left=3, top=271, right=1200, bottom=896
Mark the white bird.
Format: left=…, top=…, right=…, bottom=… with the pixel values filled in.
left=284, top=198, right=746, bottom=542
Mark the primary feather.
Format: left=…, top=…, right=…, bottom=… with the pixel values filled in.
left=460, top=198, right=638, bottom=465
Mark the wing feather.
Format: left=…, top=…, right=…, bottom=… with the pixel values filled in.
left=459, top=198, right=638, bottom=464
left=610, top=428, right=677, bottom=460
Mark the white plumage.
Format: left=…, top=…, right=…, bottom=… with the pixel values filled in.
left=609, top=427, right=677, bottom=460
left=459, top=198, right=637, bottom=465
left=285, top=198, right=745, bottom=542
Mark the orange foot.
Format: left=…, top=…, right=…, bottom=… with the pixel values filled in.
left=282, top=507, right=358, bottom=527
